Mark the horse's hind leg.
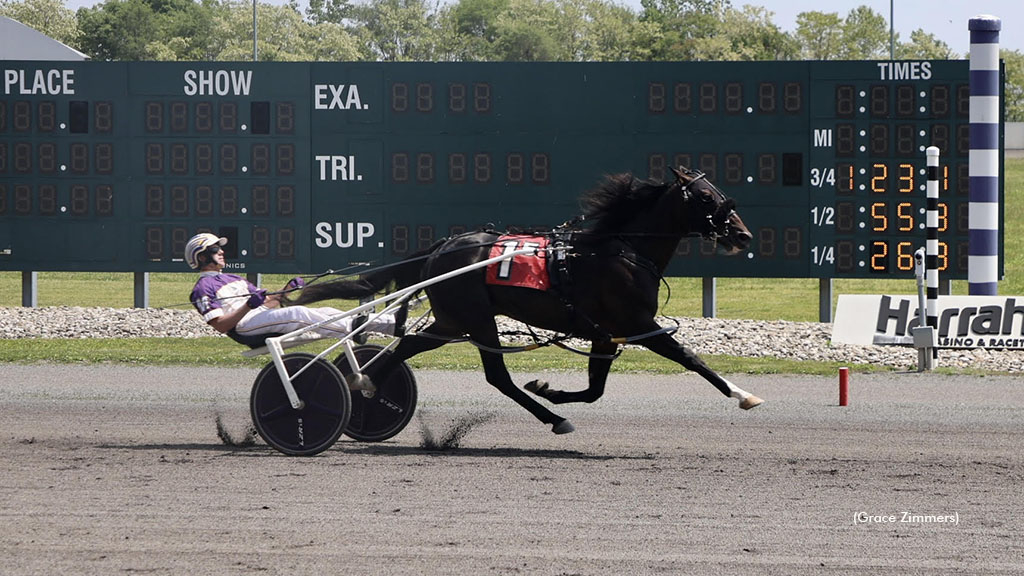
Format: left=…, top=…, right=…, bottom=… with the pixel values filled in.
left=641, top=333, right=763, bottom=409
left=473, top=333, right=575, bottom=434
left=363, top=322, right=456, bottom=383
left=526, top=340, right=617, bottom=404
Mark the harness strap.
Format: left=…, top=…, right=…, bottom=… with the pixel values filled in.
left=407, top=321, right=679, bottom=359
left=615, top=245, right=662, bottom=278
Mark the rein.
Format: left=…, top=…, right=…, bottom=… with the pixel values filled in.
left=164, top=237, right=510, bottom=310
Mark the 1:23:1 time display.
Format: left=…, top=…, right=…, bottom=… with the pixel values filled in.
left=836, top=162, right=956, bottom=194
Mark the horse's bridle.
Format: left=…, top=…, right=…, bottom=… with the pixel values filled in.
left=675, top=169, right=737, bottom=242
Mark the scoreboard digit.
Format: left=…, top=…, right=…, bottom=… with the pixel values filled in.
left=0, top=61, right=1002, bottom=279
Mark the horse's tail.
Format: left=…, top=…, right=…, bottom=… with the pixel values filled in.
left=290, top=240, right=444, bottom=305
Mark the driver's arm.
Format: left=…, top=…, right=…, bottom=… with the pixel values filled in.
left=207, top=305, right=248, bottom=333
left=205, top=294, right=282, bottom=334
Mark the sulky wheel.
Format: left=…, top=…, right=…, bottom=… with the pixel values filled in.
left=334, top=345, right=417, bottom=442
left=250, top=352, right=351, bottom=456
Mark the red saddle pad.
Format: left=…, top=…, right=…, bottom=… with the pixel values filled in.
left=485, top=235, right=550, bottom=291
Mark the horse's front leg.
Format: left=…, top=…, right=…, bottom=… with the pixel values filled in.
left=525, top=340, right=618, bottom=404
left=641, top=332, right=763, bottom=409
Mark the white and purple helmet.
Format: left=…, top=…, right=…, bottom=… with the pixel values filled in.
left=184, top=233, right=227, bottom=269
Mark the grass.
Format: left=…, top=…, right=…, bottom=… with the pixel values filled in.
left=1, top=158, right=1021, bottom=373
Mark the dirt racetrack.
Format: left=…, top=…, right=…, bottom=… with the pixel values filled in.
left=1, top=364, right=1023, bottom=575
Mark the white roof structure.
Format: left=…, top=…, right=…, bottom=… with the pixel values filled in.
left=0, top=16, right=88, bottom=60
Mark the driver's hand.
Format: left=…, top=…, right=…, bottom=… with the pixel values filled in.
left=246, top=290, right=267, bottom=309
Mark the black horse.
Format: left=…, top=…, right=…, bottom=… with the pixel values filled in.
left=293, top=167, right=763, bottom=434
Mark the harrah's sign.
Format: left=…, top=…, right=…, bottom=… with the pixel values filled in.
left=832, top=295, right=1024, bottom=350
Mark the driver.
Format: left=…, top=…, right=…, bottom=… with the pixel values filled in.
left=185, top=233, right=396, bottom=343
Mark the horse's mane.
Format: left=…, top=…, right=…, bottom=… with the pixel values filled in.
left=578, top=173, right=671, bottom=232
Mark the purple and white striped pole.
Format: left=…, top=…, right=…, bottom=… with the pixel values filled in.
left=968, top=15, right=1001, bottom=295
left=926, top=146, right=939, bottom=330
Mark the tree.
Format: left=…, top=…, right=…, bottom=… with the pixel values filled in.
left=793, top=11, right=842, bottom=60
left=303, top=21, right=364, bottom=61
left=439, top=0, right=646, bottom=62
left=0, top=0, right=81, bottom=48
left=689, top=4, right=796, bottom=61
left=570, top=0, right=643, bottom=61
left=638, top=0, right=730, bottom=61
left=486, top=0, right=563, bottom=61
left=636, top=0, right=796, bottom=62
left=305, top=0, right=351, bottom=24
left=209, top=0, right=363, bottom=61
left=540, top=0, right=650, bottom=62
left=436, top=0, right=509, bottom=60
left=794, top=6, right=891, bottom=60
left=350, top=0, right=441, bottom=61
left=447, top=0, right=507, bottom=42
left=896, top=29, right=957, bottom=60
left=150, top=0, right=220, bottom=60
left=77, top=0, right=162, bottom=60
left=837, top=5, right=888, bottom=59
left=75, top=0, right=221, bottom=60
left=1002, top=49, right=1024, bottom=122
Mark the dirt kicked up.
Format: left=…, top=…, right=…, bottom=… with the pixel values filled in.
left=1, top=364, right=1022, bottom=575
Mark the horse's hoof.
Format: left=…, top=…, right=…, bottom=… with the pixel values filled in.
left=525, top=380, right=549, bottom=395
left=551, top=420, right=575, bottom=434
left=739, top=395, right=763, bottom=410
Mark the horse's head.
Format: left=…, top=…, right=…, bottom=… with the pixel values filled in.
left=671, top=167, right=753, bottom=254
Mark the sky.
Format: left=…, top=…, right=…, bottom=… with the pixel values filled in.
left=60, top=0, right=1023, bottom=55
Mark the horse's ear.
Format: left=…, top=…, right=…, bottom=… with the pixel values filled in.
left=670, top=166, right=685, bottom=182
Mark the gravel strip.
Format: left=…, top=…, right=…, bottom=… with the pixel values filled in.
left=2, top=305, right=1022, bottom=372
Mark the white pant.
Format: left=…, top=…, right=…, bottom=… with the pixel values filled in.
left=235, top=306, right=396, bottom=339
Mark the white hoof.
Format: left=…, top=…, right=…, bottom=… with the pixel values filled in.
left=552, top=420, right=575, bottom=434
left=739, top=395, right=764, bottom=410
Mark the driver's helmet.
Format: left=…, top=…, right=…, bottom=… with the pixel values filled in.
left=185, top=233, right=227, bottom=269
